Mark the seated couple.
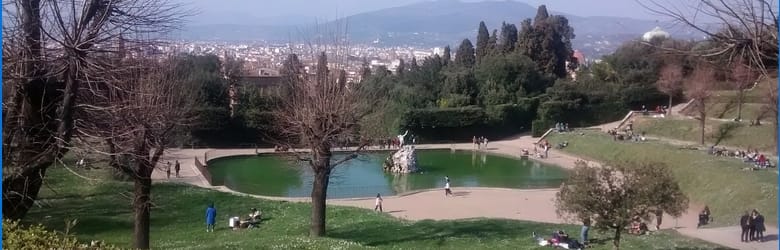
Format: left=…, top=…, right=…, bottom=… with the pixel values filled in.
left=231, top=208, right=262, bottom=229
left=533, top=230, right=585, bottom=250
left=629, top=216, right=649, bottom=235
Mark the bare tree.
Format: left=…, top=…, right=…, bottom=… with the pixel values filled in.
left=685, top=63, right=716, bottom=145
left=273, top=50, right=373, bottom=236
left=77, top=57, right=198, bottom=249
left=656, top=61, right=684, bottom=116
left=271, top=22, right=384, bottom=236
left=729, top=58, right=760, bottom=121
left=2, top=0, right=189, bottom=219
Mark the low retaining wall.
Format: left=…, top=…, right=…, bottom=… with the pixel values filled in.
left=194, top=157, right=213, bottom=186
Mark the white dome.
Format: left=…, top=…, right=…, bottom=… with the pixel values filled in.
left=642, top=26, right=670, bottom=41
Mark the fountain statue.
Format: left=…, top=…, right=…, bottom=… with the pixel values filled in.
left=384, top=130, right=418, bottom=173
left=397, top=130, right=409, bottom=147
left=383, top=146, right=418, bottom=173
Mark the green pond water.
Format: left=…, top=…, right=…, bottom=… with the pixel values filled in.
left=207, top=149, right=569, bottom=198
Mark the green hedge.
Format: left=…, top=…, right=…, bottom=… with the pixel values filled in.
left=400, top=106, right=487, bottom=128
left=531, top=119, right=552, bottom=137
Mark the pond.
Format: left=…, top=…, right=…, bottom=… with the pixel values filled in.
left=206, top=149, right=568, bottom=198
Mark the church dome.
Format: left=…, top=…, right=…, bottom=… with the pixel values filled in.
left=642, top=26, right=670, bottom=41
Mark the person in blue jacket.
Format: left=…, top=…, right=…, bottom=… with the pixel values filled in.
left=206, top=203, right=217, bottom=232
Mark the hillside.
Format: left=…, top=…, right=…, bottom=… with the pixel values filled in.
left=182, top=0, right=701, bottom=58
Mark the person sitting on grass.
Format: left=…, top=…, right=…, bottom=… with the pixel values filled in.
left=240, top=208, right=262, bottom=228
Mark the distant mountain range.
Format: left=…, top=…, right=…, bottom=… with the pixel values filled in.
left=181, top=0, right=703, bottom=58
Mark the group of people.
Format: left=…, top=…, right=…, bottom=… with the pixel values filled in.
left=740, top=209, right=767, bottom=243
left=708, top=146, right=774, bottom=169
left=165, top=160, right=181, bottom=179
left=472, top=136, right=489, bottom=149
left=554, top=122, right=570, bottom=133
left=205, top=203, right=263, bottom=232
left=533, top=140, right=551, bottom=159
left=534, top=219, right=590, bottom=249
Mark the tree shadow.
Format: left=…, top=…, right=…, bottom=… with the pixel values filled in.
left=328, top=219, right=531, bottom=246
left=711, top=122, right=741, bottom=146
left=715, top=98, right=737, bottom=119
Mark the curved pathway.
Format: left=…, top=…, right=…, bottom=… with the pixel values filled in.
left=154, top=134, right=777, bottom=250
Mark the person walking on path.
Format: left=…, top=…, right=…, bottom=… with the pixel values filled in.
left=444, top=180, right=453, bottom=197
left=740, top=211, right=750, bottom=242
left=166, top=162, right=171, bottom=179
left=174, top=160, right=181, bottom=178
left=205, top=203, right=217, bottom=232
left=374, top=193, right=383, bottom=212
left=654, top=209, right=663, bottom=230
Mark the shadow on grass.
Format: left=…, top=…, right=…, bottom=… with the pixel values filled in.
left=329, top=219, right=530, bottom=246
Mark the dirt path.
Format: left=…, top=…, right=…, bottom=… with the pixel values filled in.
left=155, top=132, right=777, bottom=249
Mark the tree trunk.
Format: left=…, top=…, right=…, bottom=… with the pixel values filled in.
left=309, top=145, right=332, bottom=237
left=613, top=227, right=621, bottom=250
left=2, top=166, right=47, bottom=219
left=310, top=168, right=331, bottom=237
left=667, top=95, right=673, bottom=116
left=736, top=89, right=744, bottom=121
left=133, top=163, right=153, bottom=250
left=699, top=103, right=706, bottom=145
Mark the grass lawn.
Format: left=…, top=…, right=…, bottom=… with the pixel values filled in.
left=632, top=117, right=776, bottom=153
left=683, top=78, right=775, bottom=120
left=21, top=165, right=728, bottom=249
left=547, top=131, right=778, bottom=228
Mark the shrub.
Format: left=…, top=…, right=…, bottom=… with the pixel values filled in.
left=531, top=119, right=552, bottom=137
left=3, top=219, right=118, bottom=250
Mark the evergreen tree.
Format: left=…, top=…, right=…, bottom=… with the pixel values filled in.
left=487, top=29, right=498, bottom=56
left=476, top=21, right=490, bottom=63
left=455, top=39, right=476, bottom=67
left=499, top=22, right=518, bottom=54
left=517, top=5, right=575, bottom=79
left=315, top=52, right=330, bottom=92
left=535, top=4, right=550, bottom=24
left=410, top=57, right=419, bottom=72
left=397, top=58, right=406, bottom=76
left=360, top=57, right=372, bottom=82
left=337, top=69, right=347, bottom=85
left=442, top=46, right=452, bottom=65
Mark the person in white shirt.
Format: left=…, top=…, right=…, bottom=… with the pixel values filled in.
left=374, top=193, right=383, bottom=212
left=445, top=180, right=453, bottom=197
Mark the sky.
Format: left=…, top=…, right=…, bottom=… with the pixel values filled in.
left=181, top=0, right=665, bottom=25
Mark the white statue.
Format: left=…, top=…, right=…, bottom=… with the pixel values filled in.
left=397, top=130, right=409, bottom=147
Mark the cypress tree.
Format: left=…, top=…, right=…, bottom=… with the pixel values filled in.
left=500, top=22, right=518, bottom=54
left=360, top=57, right=371, bottom=82
left=476, top=21, right=490, bottom=63
left=397, top=58, right=406, bottom=76
left=442, top=46, right=452, bottom=65
left=487, top=29, right=498, bottom=56
left=455, top=39, right=476, bottom=67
